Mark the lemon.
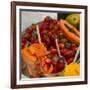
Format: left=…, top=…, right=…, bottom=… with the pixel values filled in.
left=64, top=63, right=80, bottom=76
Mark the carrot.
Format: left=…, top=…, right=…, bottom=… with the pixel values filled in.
left=64, top=20, right=80, bottom=36
left=58, top=20, right=80, bottom=45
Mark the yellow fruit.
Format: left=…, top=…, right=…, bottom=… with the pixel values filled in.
left=64, top=63, right=80, bottom=76
left=66, top=14, right=80, bottom=28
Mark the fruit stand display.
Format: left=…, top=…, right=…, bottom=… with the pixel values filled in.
left=21, top=14, right=80, bottom=78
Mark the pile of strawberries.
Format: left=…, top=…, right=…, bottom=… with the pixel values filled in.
left=41, top=54, right=65, bottom=74
left=22, top=16, right=78, bottom=65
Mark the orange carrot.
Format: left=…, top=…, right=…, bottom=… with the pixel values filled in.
left=58, top=20, right=80, bottom=45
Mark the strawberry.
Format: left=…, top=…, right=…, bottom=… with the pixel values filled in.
left=50, top=48, right=57, bottom=54
left=60, top=48, right=68, bottom=54
left=40, top=30, right=47, bottom=36
left=52, top=65, right=58, bottom=73
left=72, top=47, right=78, bottom=52
left=64, top=50, right=74, bottom=57
left=50, top=35, right=55, bottom=40
left=52, top=19, right=57, bottom=24
left=49, top=23, right=54, bottom=30
left=43, top=34, right=51, bottom=46
left=21, top=43, right=25, bottom=49
left=45, top=58, right=52, bottom=64
left=22, top=38, right=27, bottom=44
left=40, top=22, right=49, bottom=30
left=67, top=57, right=74, bottom=64
left=44, top=16, right=53, bottom=23
left=56, top=63, right=65, bottom=72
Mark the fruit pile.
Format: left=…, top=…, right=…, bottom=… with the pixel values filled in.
left=41, top=53, right=65, bottom=74
left=22, top=16, right=79, bottom=65
left=22, top=43, right=65, bottom=77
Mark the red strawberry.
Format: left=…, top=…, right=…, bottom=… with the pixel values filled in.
left=40, top=30, right=47, bottom=36
left=50, top=48, right=57, bottom=54
left=52, top=65, right=58, bottom=73
left=72, top=47, right=78, bottom=52
left=64, top=50, right=74, bottom=57
left=44, top=16, right=53, bottom=23
left=40, top=22, right=49, bottom=30
left=60, top=49, right=68, bottom=54
left=22, top=43, right=25, bottom=49
left=45, top=58, right=52, bottom=64
left=56, top=63, right=65, bottom=72
left=67, top=57, right=74, bottom=64
left=49, top=23, right=54, bottom=30
left=22, top=38, right=27, bottom=44
left=50, top=35, right=55, bottom=40
left=46, top=39, right=51, bottom=46
left=52, top=19, right=57, bottom=24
